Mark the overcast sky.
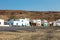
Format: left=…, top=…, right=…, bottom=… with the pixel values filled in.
left=0, top=0, right=60, bottom=11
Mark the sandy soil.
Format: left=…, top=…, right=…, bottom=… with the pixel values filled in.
left=0, top=28, right=60, bottom=40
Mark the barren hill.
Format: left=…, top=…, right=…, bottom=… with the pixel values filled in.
left=0, top=10, right=60, bottom=21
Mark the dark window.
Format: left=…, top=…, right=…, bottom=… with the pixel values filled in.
left=16, top=23, right=18, bottom=26
left=11, top=23, right=13, bottom=25
left=4, top=22, right=7, bottom=25
left=22, top=20, right=23, bottom=22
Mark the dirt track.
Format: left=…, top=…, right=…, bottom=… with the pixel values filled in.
left=0, top=26, right=58, bottom=32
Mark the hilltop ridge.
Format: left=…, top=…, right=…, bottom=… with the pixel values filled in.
left=0, top=10, right=60, bottom=21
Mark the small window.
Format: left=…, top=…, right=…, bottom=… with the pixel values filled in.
left=4, top=22, right=7, bottom=25
left=16, top=23, right=18, bottom=26
left=11, top=23, right=13, bottom=25
left=22, top=20, right=23, bottom=22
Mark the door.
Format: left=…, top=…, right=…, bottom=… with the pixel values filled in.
left=16, top=23, right=18, bottom=26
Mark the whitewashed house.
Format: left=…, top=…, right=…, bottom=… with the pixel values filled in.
left=19, top=18, right=30, bottom=26
left=43, top=19, right=49, bottom=27
left=32, top=19, right=41, bottom=26
left=53, top=21, right=56, bottom=26
left=0, top=19, right=4, bottom=25
left=56, top=19, right=60, bottom=26
left=7, top=19, right=14, bottom=26
left=13, top=21, right=20, bottom=26
left=32, top=20, right=37, bottom=23
left=25, top=18, right=30, bottom=26
left=36, top=19, right=41, bottom=26
left=0, top=19, right=9, bottom=27
left=53, top=19, right=60, bottom=26
left=12, top=18, right=30, bottom=27
left=29, top=20, right=36, bottom=26
left=19, top=19, right=26, bottom=26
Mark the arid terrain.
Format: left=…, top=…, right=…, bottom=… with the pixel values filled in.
left=0, top=10, right=60, bottom=21
left=0, top=10, right=60, bottom=40
left=0, top=27, right=60, bottom=40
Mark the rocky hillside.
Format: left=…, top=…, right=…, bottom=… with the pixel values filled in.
left=0, top=10, right=60, bottom=21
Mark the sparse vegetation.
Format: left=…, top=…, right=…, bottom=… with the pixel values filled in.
left=0, top=27, right=59, bottom=40
left=0, top=10, right=60, bottom=40
left=0, top=10, right=60, bottom=21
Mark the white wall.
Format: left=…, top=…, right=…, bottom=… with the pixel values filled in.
left=0, top=25, right=9, bottom=27
left=19, top=19, right=30, bottom=26
left=0, top=19, right=4, bottom=25
left=36, top=19, right=41, bottom=26
left=53, top=21, right=56, bottom=26
left=13, top=21, right=19, bottom=26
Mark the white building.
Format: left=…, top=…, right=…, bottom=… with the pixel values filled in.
left=53, top=19, right=60, bottom=26
left=36, top=19, right=41, bottom=26
left=56, top=19, right=60, bottom=26
left=13, top=21, right=20, bottom=26
left=13, top=18, right=30, bottom=27
left=53, top=21, right=56, bottom=26
left=32, top=19, right=41, bottom=26
left=0, top=19, right=4, bottom=25
left=19, top=18, right=30, bottom=26
left=0, top=19, right=9, bottom=27
left=32, top=20, right=37, bottom=23
left=43, top=19, right=49, bottom=27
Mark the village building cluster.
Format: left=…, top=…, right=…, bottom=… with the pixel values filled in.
left=0, top=18, right=60, bottom=27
